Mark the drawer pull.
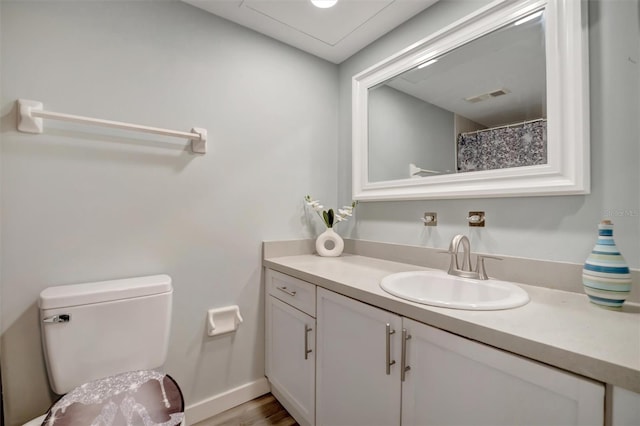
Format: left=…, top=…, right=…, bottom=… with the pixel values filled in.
left=386, top=323, right=396, bottom=375
left=401, top=328, right=411, bottom=382
left=276, top=286, right=297, bottom=297
left=304, top=325, right=313, bottom=360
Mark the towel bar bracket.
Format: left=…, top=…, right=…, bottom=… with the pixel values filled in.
left=18, top=99, right=44, bottom=134
left=190, top=127, right=207, bottom=154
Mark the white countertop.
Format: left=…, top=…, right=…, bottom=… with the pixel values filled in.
left=264, top=253, right=640, bottom=393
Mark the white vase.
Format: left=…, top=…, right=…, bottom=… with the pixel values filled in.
left=315, top=228, right=344, bottom=257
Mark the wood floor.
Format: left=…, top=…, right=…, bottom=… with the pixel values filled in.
left=193, top=393, right=298, bottom=426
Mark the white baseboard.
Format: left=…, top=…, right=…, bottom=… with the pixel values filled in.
left=185, top=377, right=271, bottom=424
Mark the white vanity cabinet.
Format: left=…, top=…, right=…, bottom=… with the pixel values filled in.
left=316, top=287, right=402, bottom=426
left=316, top=288, right=604, bottom=426
left=267, top=270, right=606, bottom=426
left=612, top=386, right=640, bottom=425
left=402, top=317, right=604, bottom=425
left=265, top=269, right=316, bottom=426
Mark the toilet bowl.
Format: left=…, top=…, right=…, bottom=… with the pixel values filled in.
left=23, top=275, right=185, bottom=425
left=25, top=370, right=184, bottom=425
left=25, top=415, right=187, bottom=426
left=26, top=414, right=186, bottom=426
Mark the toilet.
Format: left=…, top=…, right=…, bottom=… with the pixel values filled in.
left=23, top=274, right=185, bottom=425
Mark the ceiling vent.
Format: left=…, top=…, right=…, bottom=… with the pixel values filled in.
left=465, top=88, right=511, bottom=103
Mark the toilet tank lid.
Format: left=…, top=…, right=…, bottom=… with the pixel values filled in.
left=39, top=274, right=172, bottom=309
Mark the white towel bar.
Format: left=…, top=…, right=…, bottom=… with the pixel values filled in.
left=16, top=99, right=207, bottom=154
left=409, top=163, right=441, bottom=176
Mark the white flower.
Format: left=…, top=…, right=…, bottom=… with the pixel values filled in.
left=305, top=199, right=325, bottom=211
left=304, top=195, right=357, bottom=228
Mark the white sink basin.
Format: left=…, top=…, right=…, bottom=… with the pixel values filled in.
left=380, top=270, right=529, bottom=310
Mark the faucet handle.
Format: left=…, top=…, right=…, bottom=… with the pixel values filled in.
left=474, top=254, right=502, bottom=280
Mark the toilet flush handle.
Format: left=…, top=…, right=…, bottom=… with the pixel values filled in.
left=42, top=314, right=71, bottom=323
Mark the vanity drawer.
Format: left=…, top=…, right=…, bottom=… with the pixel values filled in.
left=266, top=269, right=316, bottom=317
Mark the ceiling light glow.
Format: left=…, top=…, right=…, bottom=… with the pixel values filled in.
left=514, top=10, right=544, bottom=26
left=310, top=0, right=338, bottom=8
left=418, top=59, right=438, bottom=69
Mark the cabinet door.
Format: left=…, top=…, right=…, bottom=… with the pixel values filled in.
left=316, top=288, right=401, bottom=426
left=401, top=317, right=604, bottom=426
left=612, top=386, right=640, bottom=426
left=266, top=296, right=315, bottom=426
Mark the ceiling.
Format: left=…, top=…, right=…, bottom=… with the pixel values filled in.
left=182, top=0, right=439, bottom=64
left=383, top=14, right=546, bottom=127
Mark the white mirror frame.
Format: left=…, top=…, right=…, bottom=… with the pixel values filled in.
left=352, top=0, right=589, bottom=201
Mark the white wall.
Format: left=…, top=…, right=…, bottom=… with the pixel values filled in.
left=339, top=0, right=640, bottom=268
left=0, top=1, right=337, bottom=423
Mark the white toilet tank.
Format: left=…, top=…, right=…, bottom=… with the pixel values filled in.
left=38, top=274, right=173, bottom=395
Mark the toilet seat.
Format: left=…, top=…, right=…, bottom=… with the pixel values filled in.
left=40, top=370, right=184, bottom=426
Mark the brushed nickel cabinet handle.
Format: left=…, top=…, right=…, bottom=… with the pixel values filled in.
left=401, top=328, right=412, bottom=382
left=304, top=325, right=313, bottom=360
left=276, top=286, right=297, bottom=297
left=386, top=323, right=396, bottom=375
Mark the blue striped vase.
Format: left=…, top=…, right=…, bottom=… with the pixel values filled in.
left=582, top=220, right=631, bottom=308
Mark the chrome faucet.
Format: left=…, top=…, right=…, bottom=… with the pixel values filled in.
left=444, top=234, right=502, bottom=280
left=448, top=235, right=472, bottom=275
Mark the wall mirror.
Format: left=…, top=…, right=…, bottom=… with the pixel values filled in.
left=352, top=0, right=589, bottom=200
